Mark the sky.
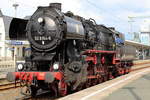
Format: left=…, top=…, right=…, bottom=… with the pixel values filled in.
left=1, top=0, right=150, bottom=38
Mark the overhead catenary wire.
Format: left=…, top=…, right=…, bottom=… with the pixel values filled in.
left=85, top=0, right=124, bottom=22
left=85, top=0, right=130, bottom=33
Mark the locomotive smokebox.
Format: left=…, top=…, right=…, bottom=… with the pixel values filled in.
left=49, top=3, right=61, bottom=11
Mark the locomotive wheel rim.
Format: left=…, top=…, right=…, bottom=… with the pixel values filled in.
left=98, top=77, right=103, bottom=84
left=109, top=72, right=114, bottom=79
left=103, top=75, right=108, bottom=82
left=85, top=80, right=91, bottom=88
left=58, top=80, right=67, bottom=96
left=93, top=79, right=98, bottom=85
left=118, top=68, right=122, bottom=75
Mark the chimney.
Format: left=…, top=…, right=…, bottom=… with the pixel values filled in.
left=49, top=3, right=61, bottom=11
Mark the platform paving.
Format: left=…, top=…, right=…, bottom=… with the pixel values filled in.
left=103, top=72, right=150, bottom=100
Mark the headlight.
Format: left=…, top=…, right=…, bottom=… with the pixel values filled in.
left=53, top=63, right=59, bottom=70
left=17, top=63, right=24, bottom=71
left=38, top=17, right=43, bottom=23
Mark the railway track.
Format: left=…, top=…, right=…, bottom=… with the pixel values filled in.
left=16, top=90, right=57, bottom=100
left=0, top=81, right=55, bottom=100
left=0, top=81, right=20, bottom=91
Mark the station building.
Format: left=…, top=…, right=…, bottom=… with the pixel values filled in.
left=0, top=10, right=30, bottom=61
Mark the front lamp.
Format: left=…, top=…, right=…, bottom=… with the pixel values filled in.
left=17, top=63, right=24, bottom=71
left=53, top=63, right=59, bottom=70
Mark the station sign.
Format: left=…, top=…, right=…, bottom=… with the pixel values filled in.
left=10, top=41, right=23, bottom=45
left=6, top=40, right=23, bottom=45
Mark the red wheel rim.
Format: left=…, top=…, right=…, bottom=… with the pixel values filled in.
left=98, top=76, right=103, bottom=83
left=58, top=80, right=67, bottom=96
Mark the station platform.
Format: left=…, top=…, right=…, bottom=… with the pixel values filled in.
left=103, top=72, right=150, bottom=100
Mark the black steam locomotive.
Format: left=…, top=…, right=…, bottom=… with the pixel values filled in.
left=7, top=3, right=133, bottom=97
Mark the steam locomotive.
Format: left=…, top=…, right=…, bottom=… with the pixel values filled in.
left=7, top=3, right=133, bottom=97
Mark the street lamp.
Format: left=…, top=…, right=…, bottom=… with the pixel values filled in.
left=128, top=16, right=135, bottom=34
left=12, top=3, right=19, bottom=17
